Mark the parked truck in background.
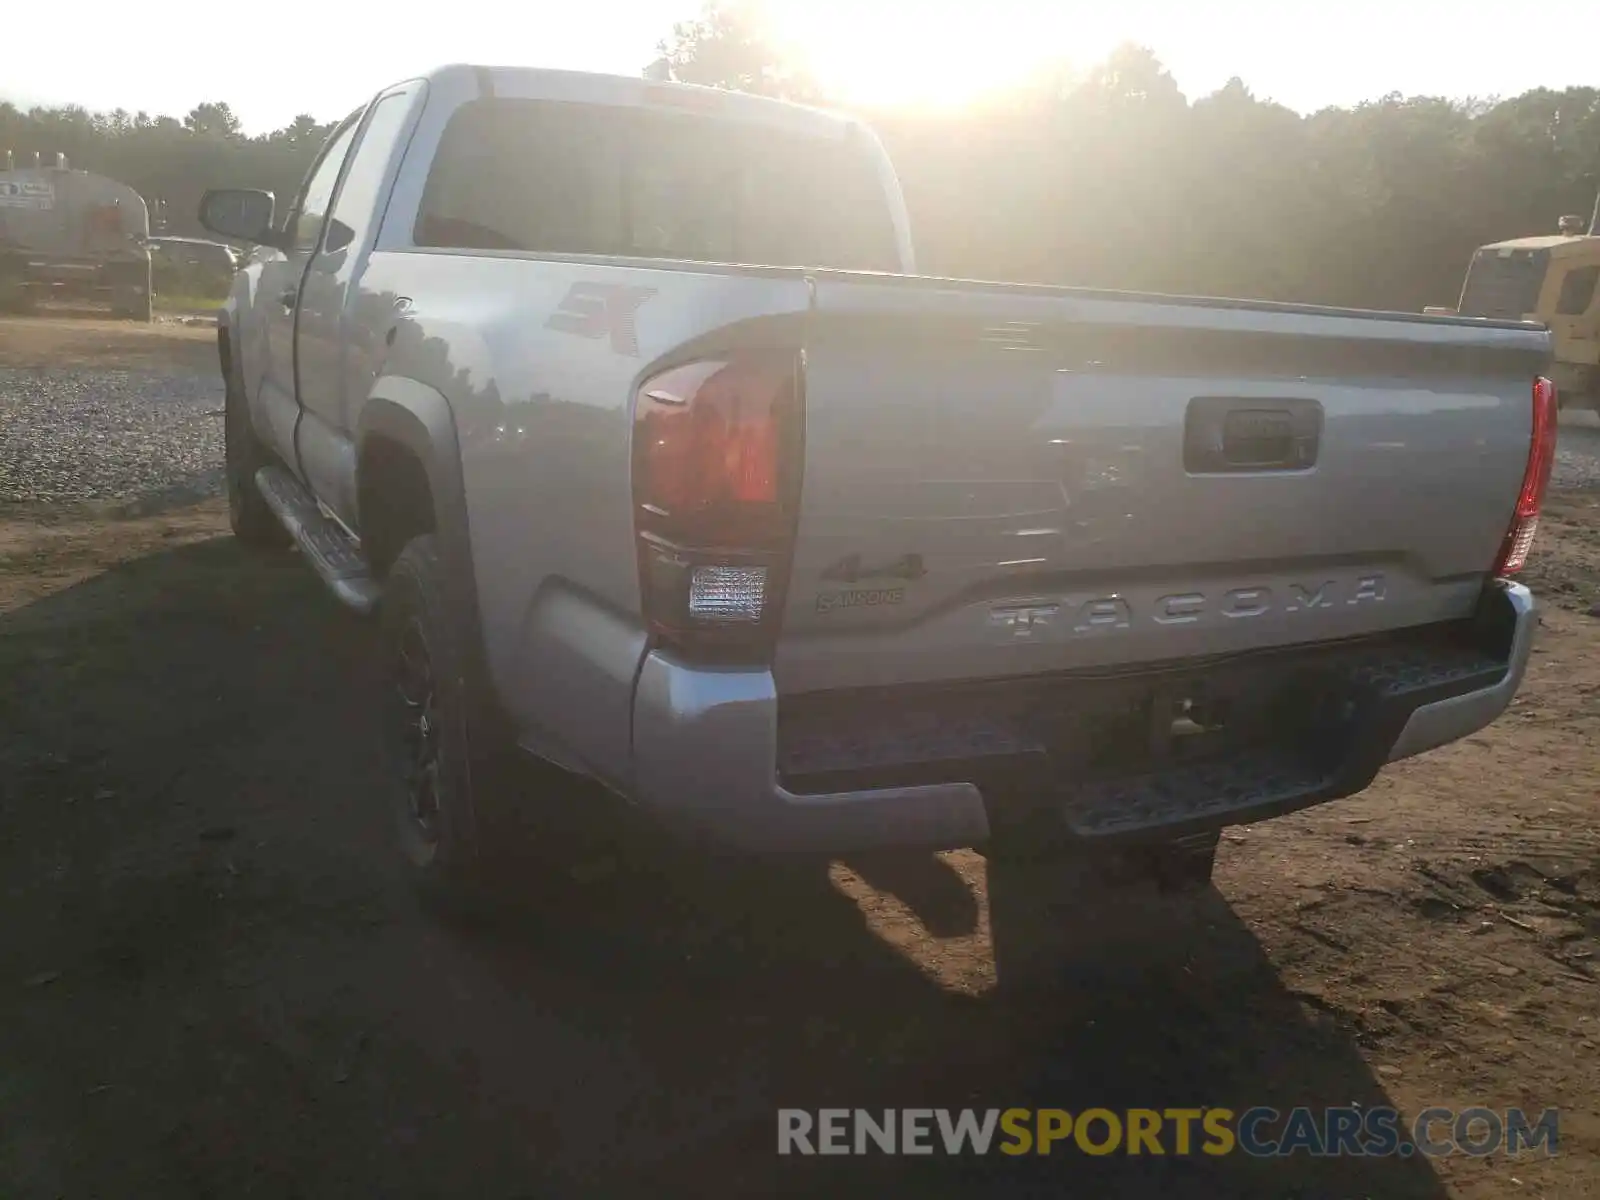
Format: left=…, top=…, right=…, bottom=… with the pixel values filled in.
left=1429, top=192, right=1600, bottom=412
left=147, top=235, right=240, bottom=300
left=199, top=65, right=1557, bottom=913
left=0, top=152, right=154, bottom=321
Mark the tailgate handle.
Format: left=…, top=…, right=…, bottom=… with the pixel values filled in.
left=1185, top=397, right=1322, bottom=474
left=1224, top=408, right=1296, bottom=465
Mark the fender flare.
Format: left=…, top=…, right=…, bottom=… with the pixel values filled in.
left=217, top=274, right=258, bottom=393
left=356, top=375, right=467, bottom=545
left=357, top=377, right=492, bottom=703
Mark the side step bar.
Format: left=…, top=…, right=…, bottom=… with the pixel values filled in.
left=254, top=466, right=382, bottom=615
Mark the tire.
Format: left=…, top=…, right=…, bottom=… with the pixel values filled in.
left=381, top=534, right=512, bottom=914
left=223, top=356, right=289, bottom=548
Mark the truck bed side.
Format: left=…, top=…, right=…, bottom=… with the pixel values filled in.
left=357, top=250, right=815, bottom=787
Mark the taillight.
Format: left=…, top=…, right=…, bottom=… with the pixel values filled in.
left=1492, top=375, right=1559, bottom=576
left=632, top=351, right=803, bottom=658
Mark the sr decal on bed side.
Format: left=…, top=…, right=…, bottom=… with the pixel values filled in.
left=545, top=282, right=657, bottom=356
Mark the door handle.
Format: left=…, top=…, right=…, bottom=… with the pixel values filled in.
left=278, top=288, right=296, bottom=310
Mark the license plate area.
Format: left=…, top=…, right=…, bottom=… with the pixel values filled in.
left=777, top=621, right=1507, bottom=822
left=779, top=647, right=1355, bottom=796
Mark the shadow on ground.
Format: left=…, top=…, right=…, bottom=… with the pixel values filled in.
left=0, top=535, right=1450, bottom=1198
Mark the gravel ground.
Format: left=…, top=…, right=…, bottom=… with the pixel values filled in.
left=0, top=359, right=1596, bottom=510
left=1555, top=409, right=1600, bottom=489
left=0, top=367, right=223, bottom=508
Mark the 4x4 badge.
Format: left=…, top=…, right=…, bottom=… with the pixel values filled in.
left=820, top=552, right=926, bottom=584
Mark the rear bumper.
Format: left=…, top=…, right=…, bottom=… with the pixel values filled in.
left=629, top=580, right=1536, bottom=854
left=629, top=660, right=992, bottom=854
left=1385, top=580, right=1535, bottom=761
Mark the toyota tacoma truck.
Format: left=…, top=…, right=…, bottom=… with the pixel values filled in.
left=199, top=64, right=1557, bottom=905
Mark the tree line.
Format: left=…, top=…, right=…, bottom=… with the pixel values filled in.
left=5, top=4, right=1598, bottom=313
left=0, top=99, right=336, bottom=241
left=656, top=6, right=1600, bottom=312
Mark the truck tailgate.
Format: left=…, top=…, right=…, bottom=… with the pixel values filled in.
left=775, top=276, right=1550, bottom=695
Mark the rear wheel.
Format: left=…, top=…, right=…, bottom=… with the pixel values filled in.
left=380, top=533, right=607, bottom=915
left=382, top=534, right=512, bottom=914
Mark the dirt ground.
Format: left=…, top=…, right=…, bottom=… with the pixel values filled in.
left=2, top=319, right=1598, bottom=1199
left=0, top=315, right=216, bottom=373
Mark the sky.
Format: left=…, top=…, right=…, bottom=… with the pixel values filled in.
left=6, top=0, right=1596, bottom=135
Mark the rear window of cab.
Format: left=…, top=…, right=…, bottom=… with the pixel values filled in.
left=413, top=97, right=901, bottom=273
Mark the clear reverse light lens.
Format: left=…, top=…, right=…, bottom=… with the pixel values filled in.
left=688, top=564, right=767, bottom=623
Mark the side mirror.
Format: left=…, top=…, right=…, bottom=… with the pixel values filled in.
left=198, top=188, right=278, bottom=246
left=324, top=217, right=356, bottom=255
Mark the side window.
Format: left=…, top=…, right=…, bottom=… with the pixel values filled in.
left=324, top=92, right=414, bottom=254
left=287, top=118, right=359, bottom=253
left=1555, top=265, right=1600, bottom=317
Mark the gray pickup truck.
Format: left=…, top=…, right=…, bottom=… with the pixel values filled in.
left=200, top=64, right=1557, bottom=906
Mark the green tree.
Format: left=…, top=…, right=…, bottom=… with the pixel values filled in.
left=655, top=1, right=819, bottom=101
left=183, top=101, right=242, bottom=139
left=648, top=13, right=1600, bottom=308
left=4, top=37, right=1596, bottom=303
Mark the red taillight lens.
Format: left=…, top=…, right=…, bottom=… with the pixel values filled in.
left=635, top=359, right=785, bottom=529
left=1492, top=375, right=1559, bottom=576
left=632, top=352, right=803, bottom=657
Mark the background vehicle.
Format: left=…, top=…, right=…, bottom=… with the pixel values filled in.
left=0, top=151, right=153, bottom=320
left=199, top=65, right=1555, bottom=908
left=147, top=234, right=240, bottom=301
left=1431, top=191, right=1600, bottom=412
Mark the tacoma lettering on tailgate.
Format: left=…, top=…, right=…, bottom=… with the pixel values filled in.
left=987, top=575, right=1387, bottom=640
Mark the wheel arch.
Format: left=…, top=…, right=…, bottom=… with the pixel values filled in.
left=357, top=376, right=493, bottom=701
left=356, top=375, right=469, bottom=577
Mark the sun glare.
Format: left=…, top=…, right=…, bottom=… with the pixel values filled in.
left=775, top=5, right=1075, bottom=110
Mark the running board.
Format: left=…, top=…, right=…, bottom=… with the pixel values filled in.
left=254, top=466, right=382, bottom=615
